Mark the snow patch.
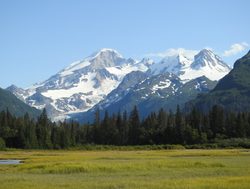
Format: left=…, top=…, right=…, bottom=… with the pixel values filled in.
left=152, top=79, right=171, bottom=91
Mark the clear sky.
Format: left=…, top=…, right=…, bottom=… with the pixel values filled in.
left=0, top=0, right=250, bottom=88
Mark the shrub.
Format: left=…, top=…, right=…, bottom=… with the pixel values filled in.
left=0, top=137, right=6, bottom=150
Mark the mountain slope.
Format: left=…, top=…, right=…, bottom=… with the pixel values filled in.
left=75, top=73, right=217, bottom=123
left=93, top=71, right=149, bottom=110
left=186, top=50, right=250, bottom=112
left=0, top=88, right=41, bottom=118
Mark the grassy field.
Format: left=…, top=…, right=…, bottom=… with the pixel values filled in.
left=0, top=149, right=250, bottom=189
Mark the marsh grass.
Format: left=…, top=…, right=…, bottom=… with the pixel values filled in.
left=0, top=149, right=250, bottom=188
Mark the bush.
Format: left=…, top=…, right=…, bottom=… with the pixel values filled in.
left=70, top=144, right=186, bottom=151
left=0, top=137, right=6, bottom=150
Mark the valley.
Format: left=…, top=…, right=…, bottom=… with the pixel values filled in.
left=1, top=1, right=249, bottom=189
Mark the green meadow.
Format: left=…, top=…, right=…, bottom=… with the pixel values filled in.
left=0, top=149, right=250, bottom=189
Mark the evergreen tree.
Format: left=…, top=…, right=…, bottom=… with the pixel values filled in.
left=116, top=112, right=123, bottom=145
left=209, top=105, right=225, bottom=138
left=1, top=101, right=250, bottom=149
left=92, top=108, right=101, bottom=144
left=51, top=123, right=61, bottom=149
left=36, top=109, right=52, bottom=148
left=120, top=110, right=129, bottom=145
left=24, top=114, right=38, bottom=148
left=128, top=106, right=140, bottom=145
left=175, top=105, right=185, bottom=143
left=236, top=113, right=246, bottom=137
left=156, top=108, right=168, bottom=144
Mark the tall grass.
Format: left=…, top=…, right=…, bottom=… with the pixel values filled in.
left=0, top=149, right=250, bottom=189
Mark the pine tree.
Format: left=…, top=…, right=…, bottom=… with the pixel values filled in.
left=15, top=117, right=26, bottom=148
left=128, top=106, right=140, bottom=145
left=51, top=123, right=61, bottom=149
left=164, top=110, right=175, bottom=144
left=121, top=110, right=129, bottom=145
left=209, top=105, right=225, bottom=138
left=116, top=112, right=123, bottom=145
left=175, top=105, right=185, bottom=143
left=36, top=109, right=52, bottom=148
left=155, top=108, right=168, bottom=144
left=92, top=108, right=101, bottom=144
left=24, top=113, right=38, bottom=148
left=236, top=113, right=246, bottom=137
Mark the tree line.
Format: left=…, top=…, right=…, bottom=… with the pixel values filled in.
left=0, top=105, right=250, bottom=149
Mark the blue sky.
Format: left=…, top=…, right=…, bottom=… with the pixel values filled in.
left=0, top=0, right=250, bottom=88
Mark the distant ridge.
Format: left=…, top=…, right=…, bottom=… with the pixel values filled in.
left=0, top=87, right=41, bottom=118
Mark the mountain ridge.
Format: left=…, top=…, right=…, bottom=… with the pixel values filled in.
left=6, top=48, right=231, bottom=121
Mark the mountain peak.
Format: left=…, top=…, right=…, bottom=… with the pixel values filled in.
left=199, top=48, right=213, bottom=54
left=87, top=48, right=125, bottom=69
left=6, top=84, right=19, bottom=90
left=194, top=49, right=215, bottom=61
left=60, top=48, right=126, bottom=76
left=90, top=48, right=123, bottom=60
left=100, top=48, right=121, bottom=53
left=192, top=49, right=229, bottom=69
left=6, top=84, right=26, bottom=94
left=149, top=54, right=192, bottom=76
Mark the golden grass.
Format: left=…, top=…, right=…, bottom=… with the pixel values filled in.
left=0, top=149, right=250, bottom=188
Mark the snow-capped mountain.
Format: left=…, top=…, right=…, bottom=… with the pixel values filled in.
left=149, top=49, right=231, bottom=82
left=7, top=48, right=152, bottom=120
left=7, top=48, right=231, bottom=121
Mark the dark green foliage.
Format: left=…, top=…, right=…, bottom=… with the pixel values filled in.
left=128, top=106, right=141, bottom=144
left=36, top=109, right=52, bottom=148
left=1, top=104, right=250, bottom=149
left=0, top=137, right=5, bottom=149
